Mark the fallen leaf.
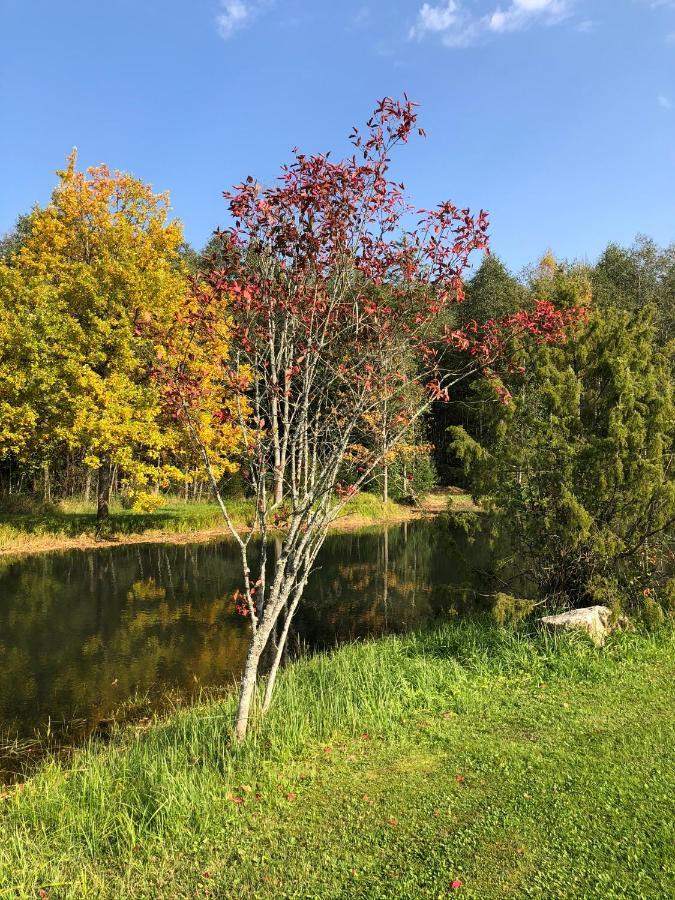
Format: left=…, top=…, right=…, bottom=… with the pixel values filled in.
left=388, top=817, right=398, bottom=827
left=323, top=746, right=332, bottom=754
left=455, top=775, right=465, bottom=783
left=451, top=879, right=463, bottom=889
left=228, top=794, right=244, bottom=805
left=241, top=784, right=252, bottom=794
left=433, top=808, right=440, bottom=817
left=286, top=792, right=296, bottom=802
left=360, top=732, right=370, bottom=741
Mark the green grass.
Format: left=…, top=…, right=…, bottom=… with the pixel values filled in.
left=0, top=493, right=410, bottom=552
left=1, top=621, right=673, bottom=898
left=0, top=499, right=244, bottom=549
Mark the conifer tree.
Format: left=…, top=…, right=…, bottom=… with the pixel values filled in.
left=452, top=305, right=674, bottom=612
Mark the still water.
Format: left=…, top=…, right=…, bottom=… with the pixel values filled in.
left=0, top=518, right=496, bottom=759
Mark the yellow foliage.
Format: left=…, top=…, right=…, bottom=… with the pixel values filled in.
left=0, top=152, right=244, bottom=490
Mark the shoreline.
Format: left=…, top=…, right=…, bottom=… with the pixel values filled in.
left=0, top=491, right=478, bottom=559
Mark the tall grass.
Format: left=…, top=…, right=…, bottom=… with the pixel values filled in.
left=0, top=619, right=670, bottom=895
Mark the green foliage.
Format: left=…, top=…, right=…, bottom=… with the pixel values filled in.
left=592, top=235, right=675, bottom=343
left=0, top=212, right=34, bottom=263
left=459, top=254, right=529, bottom=325
left=386, top=449, right=437, bottom=502
left=641, top=596, right=666, bottom=632
left=492, top=592, right=536, bottom=625
left=451, top=306, right=674, bottom=610
left=430, top=255, right=526, bottom=485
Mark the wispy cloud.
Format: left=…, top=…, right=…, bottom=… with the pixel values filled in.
left=409, top=2, right=461, bottom=38
left=576, top=18, right=594, bottom=32
left=216, top=0, right=279, bottom=40
left=488, top=0, right=570, bottom=34
left=410, top=0, right=574, bottom=46
left=658, top=94, right=672, bottom=109
left=216, top=1, right=254, bottom=39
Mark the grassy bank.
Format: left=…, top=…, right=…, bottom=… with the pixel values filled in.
left=1, top=621, right=673, bottom=898
left=0, top=491, right=474, bottom=557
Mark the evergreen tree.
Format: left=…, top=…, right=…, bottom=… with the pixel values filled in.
left=592, top=236, right=675, bottom=343
left=429, top=255, right=531, bottom=484
left=451, top=306, right=674, bottom=613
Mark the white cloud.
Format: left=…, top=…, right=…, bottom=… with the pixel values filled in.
left=216, top=0, right=253, bottom=39
left=410, top=0, right=573, bottom=46
left=410, top=1, right=460, bottom=37
left=658, top=94, right=672, bottom=109
left=488, top=0, right=570, bottom=33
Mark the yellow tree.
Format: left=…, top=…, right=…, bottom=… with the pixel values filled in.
left=7, top=152, right=239, bottom=517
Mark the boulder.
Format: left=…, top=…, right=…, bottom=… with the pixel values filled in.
left=540, top=605, right=612, bottom=646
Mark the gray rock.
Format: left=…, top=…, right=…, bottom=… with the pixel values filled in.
left=540, top=605, right=612, bottom=646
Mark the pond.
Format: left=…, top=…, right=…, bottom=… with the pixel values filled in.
left=0, top=517, right=499, bottom=775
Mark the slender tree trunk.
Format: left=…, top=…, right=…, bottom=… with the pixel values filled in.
left=273, top=472, right=284, bottom=506
left=382, top=461, right=389, bottom=504
left=43, top=462, right=51, bottom=503
left=235, top=637, right=265, bottom=741
left=261, top=586, right=305, bottom=716
left=84, top=468, right=92, bottom=503
left=97, top=457, right=112, bottom=521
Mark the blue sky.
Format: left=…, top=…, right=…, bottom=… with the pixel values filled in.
left=1, top=0, right=673, bottom=272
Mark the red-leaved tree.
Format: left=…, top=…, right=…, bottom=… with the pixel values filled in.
left=160, top=97, right=580, bottom=739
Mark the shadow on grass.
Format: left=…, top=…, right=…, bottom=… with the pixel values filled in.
left=0, top=503, right=235, bottom=542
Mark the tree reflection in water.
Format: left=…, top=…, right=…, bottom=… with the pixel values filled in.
left=0, top=518, right=506, bottom=753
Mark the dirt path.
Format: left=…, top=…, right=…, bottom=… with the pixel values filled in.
left=0, top=490, right=478, bottom=559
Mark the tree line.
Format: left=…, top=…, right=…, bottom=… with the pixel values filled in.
left=2, top=156, right=670, bottom=521
left=0, top=97, right=673, bottom=736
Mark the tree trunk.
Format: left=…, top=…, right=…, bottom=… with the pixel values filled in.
left=273, top=472, right=284, bottom=506
left=97, top=457, right=112, bottom=521
left=43, top=462, right=51, bottom=504
left=382, top=461, right=389, bottom=504
left=234, top=637, right=264, bottom=741
left=261, top=586, right=305, bottom=716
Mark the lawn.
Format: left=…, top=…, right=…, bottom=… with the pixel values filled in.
left=1, top=621, right=673, bottom=898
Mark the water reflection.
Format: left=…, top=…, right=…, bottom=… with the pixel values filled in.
left=0, top=518, right=499, bottom=751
